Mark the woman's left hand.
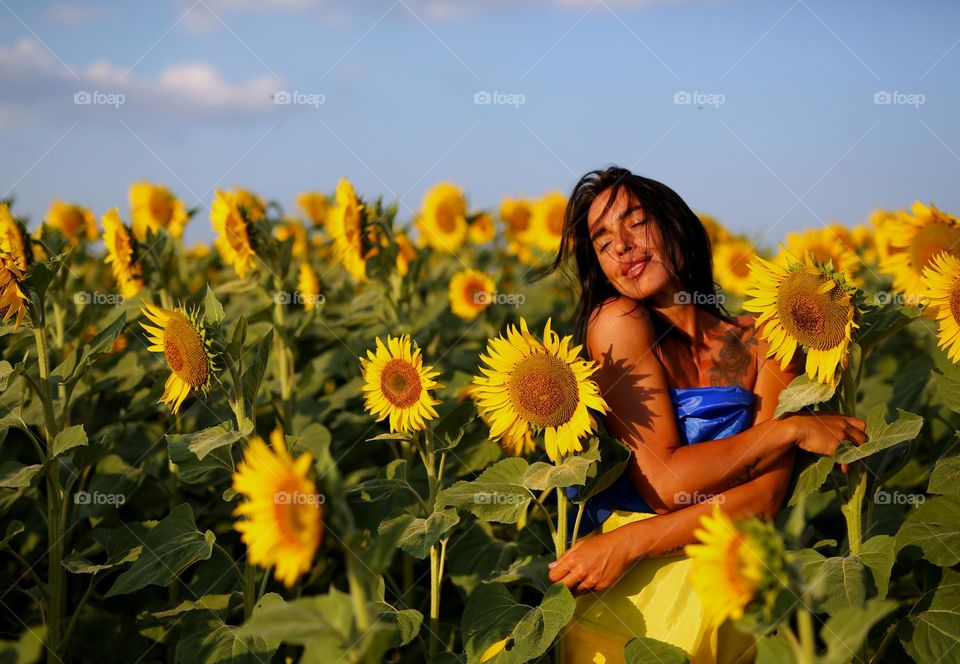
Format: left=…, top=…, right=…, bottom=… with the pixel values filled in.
left=547, top=529, right=637, bottom=596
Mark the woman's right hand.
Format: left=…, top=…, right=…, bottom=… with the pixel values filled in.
left=785, top=413, right=868, bottom=473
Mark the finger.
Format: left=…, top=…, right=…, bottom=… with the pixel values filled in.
left=845, top=427, right=868, bottom=446
left=548, top=558, right=571, bottom=583
left=841, top=463, right=849, bottom=474
left=847, top=417, right=867, bottom=432
left=558, top=569, right=583, bottom=592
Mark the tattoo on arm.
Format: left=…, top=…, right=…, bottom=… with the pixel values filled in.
left=731, top=456, right=762, bottom=486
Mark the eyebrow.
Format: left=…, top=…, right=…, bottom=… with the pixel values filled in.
left=589, top=204, right=645, bottom=241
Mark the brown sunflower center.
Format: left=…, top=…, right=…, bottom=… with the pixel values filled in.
left=163, top=311, right=210, bottom=388
left=730, top=254, right=751, bottom=278
left=950, top=282, right=960, bottom=325
left=380, top=358, right=422, bottom=408
left=776, top=270, right=851, bottom=351
left=150, top=191, right=173, bottom=223
left=435, top=204, right=458, bottom=233
left=226, top=211, right=250, bottom=254
left=465, top=279, right=488, bottom=307
left=274, top=480, right=320, bottom=546
left=910, top=223, right=960, bottom=274
left=507, top=354, right=580, bottom=428
left=547, top=211, right=564, bottom=236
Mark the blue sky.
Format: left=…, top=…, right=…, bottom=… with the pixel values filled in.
left=1, top=0, right=958, bottom=247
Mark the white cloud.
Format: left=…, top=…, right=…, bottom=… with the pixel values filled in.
left=0, top=37, right=281, bottom=125
left=43, top=4, right=113, bottom=25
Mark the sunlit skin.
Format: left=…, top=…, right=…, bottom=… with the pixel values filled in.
left=548, top=187, right=868, bottom=595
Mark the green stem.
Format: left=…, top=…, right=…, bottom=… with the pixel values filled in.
left=570, top=502, right=586, bottom=547
left=842, top=465, right=867, bottom=555
left=347, top=556, right=370, bottom=633
left=429, top=544, right=440, bottom=659
left=243, top=558, right=256, bottom=621
left=272, top=277, right=293, bottom=430
left=556, top=487, right=568, bottom=557
left=797, top=602, right=816, bottom=664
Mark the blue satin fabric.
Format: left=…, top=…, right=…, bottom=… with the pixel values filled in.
left=569, top=385, right=755, bottom=536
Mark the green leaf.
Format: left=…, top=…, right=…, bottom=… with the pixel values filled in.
left=573, top=434, right=630, bottom=504
left=167, top=422, right=242, bottom=461
left=372, top=603, right=422, bottom=647
left=754, top=634, right=800, bottom=664
left=204, top=285, right=225, bottom=325
left=821, top=599, right=897, bottom=664
left=900, top=569, right=960, bottom=664
left=241, top=329, right=273, bottom=409
left=436, top=458, right=532, bottom=524
left=895, top=495, right=960, bottom=566
left=834, top=404, right=922, bottom=463
left=933, top=364, right=960, bottom=413
left=176, top=593, right=282, bottom=664
left=798, top=551, right=866, bottom=614
left=857, top=303, right=920, bottom=353
left=462, top=583, right=575, bottom=664
left=167, top=433, right=234, bottom=484
left=106, top=504, right=215, bottom=597
left=52, top=424, right=87, bottom=457
left=237, top=589, right=353, bottom=645
left=0, top=624, right=46, bottom=664
left=856, top=535, right=896, bottom=600
left=63, top=522, right=153, bottom=573
left=0, top=462, right=42, bottom=489
left=774, top=374, right=838, bottom=418
left=929, top=452, right=960, bottom=495
left=377, top=508, right=459, bottom=559
left=625, top=636, right=690, bottom=663
left=0, top=359, right=25, bottom=392
left=523, top=443, right=600, bottom=491
left=433, top=401, right=477, bottom=452
left=787, top=456, right=834, bottom=507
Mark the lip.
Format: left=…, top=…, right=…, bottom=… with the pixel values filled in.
left=621, top=256, right=651, bottom=279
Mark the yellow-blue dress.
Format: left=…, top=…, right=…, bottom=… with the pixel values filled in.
left=563, top=386, right=758, bottom=664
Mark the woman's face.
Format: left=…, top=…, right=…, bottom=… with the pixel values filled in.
left=587, top=187, right=676, bottom=302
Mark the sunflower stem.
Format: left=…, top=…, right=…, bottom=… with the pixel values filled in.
left=423, top=427, right=442, bottom=658
left=797, top=599, right=816, bottom=664
left=555, top=487, right=568, bottom=557
left=570, top=502, right=585, bottom=547
left=347, top=555, right=371, bottom=635
left=839, top=366, right=865, bottom=555
left=34, top=325, right=64, bottom=664
left=272, top=276, right=293, bottom=430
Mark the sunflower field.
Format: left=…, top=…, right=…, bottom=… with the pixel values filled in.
left=0, top=180, right=958, bottom=664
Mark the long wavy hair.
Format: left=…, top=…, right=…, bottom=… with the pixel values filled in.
left=532, top=166, right=731, bottom=346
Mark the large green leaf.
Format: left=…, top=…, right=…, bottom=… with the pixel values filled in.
left=797, top=551, right=866, bottom=614
left=105, top=504, right=215, bottom=596
left=929, top=452, right=960, bottom=495
left=167, top=434, right=234, bottom=485
left=377, top=508, right=459, bottom=559
left=52, top=424, right=87, bottom=457
left=900, top=569, right=960, bottom=664
left=462, top=583, right=575, bottom=663
left=175, top=593, right=282, bottom=664
left=834, top=404, right=922, bottom=463
left=787, top=456, right=834, bottom=507
left=436, top=458, right=532, bottom=524
left=0, top=462, right=42, bottom=489
left=167, top=422, right=243, bottom=461
left=895, top=495, right=960, bottom=566
left=774, top=374, right=837, bottom=418
left=522, top=442, right=599, bottom=491
left=624, top=636, right=690, bottom=663
left=821, top=599, right=896, bottom=664
left=856, top=535, right=896, bottom=600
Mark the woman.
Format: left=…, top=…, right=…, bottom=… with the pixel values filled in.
left=541, top=167, right=867, bottom=663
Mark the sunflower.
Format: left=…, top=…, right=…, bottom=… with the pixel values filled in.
left=469, top=212, right=496, bottom=244
left=275, top=219, right=308, bottom=259
left=684, top=505, right=769, bottom=624
left=880, top=202, right=960, bottom=298
left=0, top=251, right=29, bottom=330
left=45, top=200, right=98, bottom=244
left=0, top=203, right=29, bottom=271
left=296, top=191, right=329, bottom=229
left=232, top=427, right=324, bottom=588
left=781, top=227, right=861, bottom=283
left=328, top=178, right=369, bottom=281
left=500, top=197, right=534, bottom=244
left=472, top=318, right=608, bottom=463
left=395, top=231, right=418, bottom=277
left=743, top=249, right=857, bottom=386
left=531, top=191, right=566, bottom=253
left=713, top=238, right=757, bottom=296
left=416, top=182, right=469, bottom=253
left=449, top=269, right=496, bottom=321
left=140, top=302, right=217, bottom=414
left=922, top=251, right=960, bottom=362
left=235, top=188, right=266, bottom=222
left=360, top=335, right=442, bottom=434
left=297, top=261, right=321, bottom=310
left=869, top=209, right=903, bottom=265
left=461, top=384, right=535, bottom=456
left=211, top=189, right=258, bottom=278
left=101, top=209, right=144, bottom=298
left=129, top=182, right=189, bottom=241
left=697, top=213, right=731, bottom=247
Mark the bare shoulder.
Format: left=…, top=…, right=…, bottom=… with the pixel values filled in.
left=586, top=296, right=657, bottom=359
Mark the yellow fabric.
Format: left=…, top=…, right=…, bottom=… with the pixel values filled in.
left=563, top=510, right=757, bottom=664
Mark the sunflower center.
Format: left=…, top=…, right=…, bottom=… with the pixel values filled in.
left=776, top=270, right=850, bottom=351
left=950, top=282, right=960, bottom=325
left=380, top=358, right=423, bottom=408
left=150, top=191, right=173, bottom=223
left=547, top=211, right=564, bottom=236
left=507, top=354, right=580, bottom=429
left=910, top=223, right=960, bottom=274
left=730, top=255, right=750, bottom=278
left=163, top=312, right=210, bottom=388
left=435, top=204, right=458, bottom=233
left=274, top=480, right=319, bottom=547
left=226, top=211, right=250, bottom=254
